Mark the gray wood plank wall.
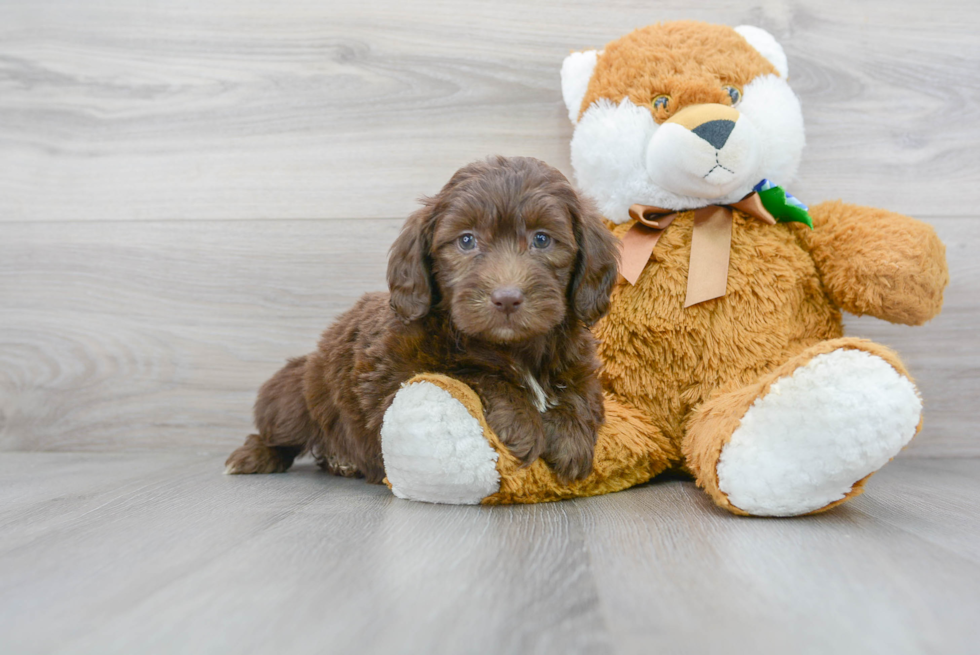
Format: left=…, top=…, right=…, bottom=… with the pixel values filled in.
left=1, top=1, right=978, bottom=455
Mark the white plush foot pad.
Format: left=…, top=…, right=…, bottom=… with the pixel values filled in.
left=381, top=381, right=500, bottom=504
left=716, top=349, right=921, bottom=516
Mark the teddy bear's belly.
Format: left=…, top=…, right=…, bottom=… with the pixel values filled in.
left=595, top=217, right=842, bottom=447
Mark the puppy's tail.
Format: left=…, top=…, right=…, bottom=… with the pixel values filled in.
left=225, top=356, right=320, bottom=474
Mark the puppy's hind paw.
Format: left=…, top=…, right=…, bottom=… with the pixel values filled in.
left=381, top=377, right=501, bottom=504
left=225, top=435, right=291, bottom=474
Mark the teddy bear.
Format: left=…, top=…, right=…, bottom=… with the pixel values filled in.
left=377, top=20, right=949, bottom=516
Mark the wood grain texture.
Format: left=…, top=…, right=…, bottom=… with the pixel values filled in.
left=0, top=218, right=398, bottom=452
left=580, top=459, right=980, bottom=655
left=1, top=0, right=978, bottom=221
left=2, top=216, right=977, bottom=455
left=0, top=453, right=977, bottom=654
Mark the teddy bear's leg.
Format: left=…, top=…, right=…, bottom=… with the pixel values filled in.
left=683, top=338, right=922, bottom=517
left=381, top=374, right=679, bottom=504
left=380, top=374, right=501, bottom=504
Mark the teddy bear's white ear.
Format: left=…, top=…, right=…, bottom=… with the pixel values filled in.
left=561, top=49, right=599, bottom=123
left=734, top=25, right=789, bottom=78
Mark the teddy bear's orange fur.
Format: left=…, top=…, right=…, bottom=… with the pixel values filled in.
left=385, top=22, right=949, bottom=514
left=578, top=22, right=778, bottom=123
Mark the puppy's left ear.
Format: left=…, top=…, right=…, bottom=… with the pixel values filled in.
left=569, top=192, right=619, bottom=326
left=387, top=201, right=436, bottom=322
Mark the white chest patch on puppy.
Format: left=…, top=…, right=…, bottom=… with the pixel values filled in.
left=522, top=369, right=557, bottom=413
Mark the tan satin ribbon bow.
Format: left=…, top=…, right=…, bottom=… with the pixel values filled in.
left=619, top=193, right=777, bottom=308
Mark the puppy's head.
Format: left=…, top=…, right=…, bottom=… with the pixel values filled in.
left=387, top=156, right=619, bottom=343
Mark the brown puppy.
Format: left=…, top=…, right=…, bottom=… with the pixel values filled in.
left=225, top=156, right=619, bottom=483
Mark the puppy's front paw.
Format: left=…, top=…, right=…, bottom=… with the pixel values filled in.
left=485, top=402, right=546, bottom=467
left=543, top=413, right=598, bottom=482
left=547, top=445, right=594, bottom=482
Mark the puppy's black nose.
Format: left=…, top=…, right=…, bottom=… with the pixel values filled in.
left=491, top=287, right=524, bottom=315
left=691, top=119, right=736, bottom=150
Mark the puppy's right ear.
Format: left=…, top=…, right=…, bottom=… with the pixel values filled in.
left=569, top=192, right=619, bottom=326
left=387, top=202, right=436, bottom=322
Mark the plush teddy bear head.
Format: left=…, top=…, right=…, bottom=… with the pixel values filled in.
left=561, top=21, right=805, bottom=223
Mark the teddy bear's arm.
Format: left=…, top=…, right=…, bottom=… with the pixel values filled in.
left=801, top=201, right=949, bottom=325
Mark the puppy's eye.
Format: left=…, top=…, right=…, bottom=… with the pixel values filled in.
left=652, top=95, right=670, bottom=112
left=531, top=232, right=552, bottom=249
left=457, top=233, right=477, bottom=251
left=723, top=85, right=742, bottom=107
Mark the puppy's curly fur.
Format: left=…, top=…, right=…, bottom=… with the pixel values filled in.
left=225, top=156, right=619, bottom=483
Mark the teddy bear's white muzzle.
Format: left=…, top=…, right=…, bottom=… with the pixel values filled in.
left=646, top=114, right=761, bottom=199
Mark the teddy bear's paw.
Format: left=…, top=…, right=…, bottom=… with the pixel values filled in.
left=716, top=348, right=921, bottom=516
left=381, top=379, right=500, bottom=504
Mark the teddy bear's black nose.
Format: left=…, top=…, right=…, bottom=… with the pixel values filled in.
left=691, top=119, right=736, bottom=150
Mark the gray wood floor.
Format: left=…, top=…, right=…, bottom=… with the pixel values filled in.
left=1, top=453, right=978, bottom=655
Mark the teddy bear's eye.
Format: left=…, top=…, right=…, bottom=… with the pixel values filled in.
left=652, top=95, right=671, bottom=112
left=723, top=85, right=742, bottom=106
